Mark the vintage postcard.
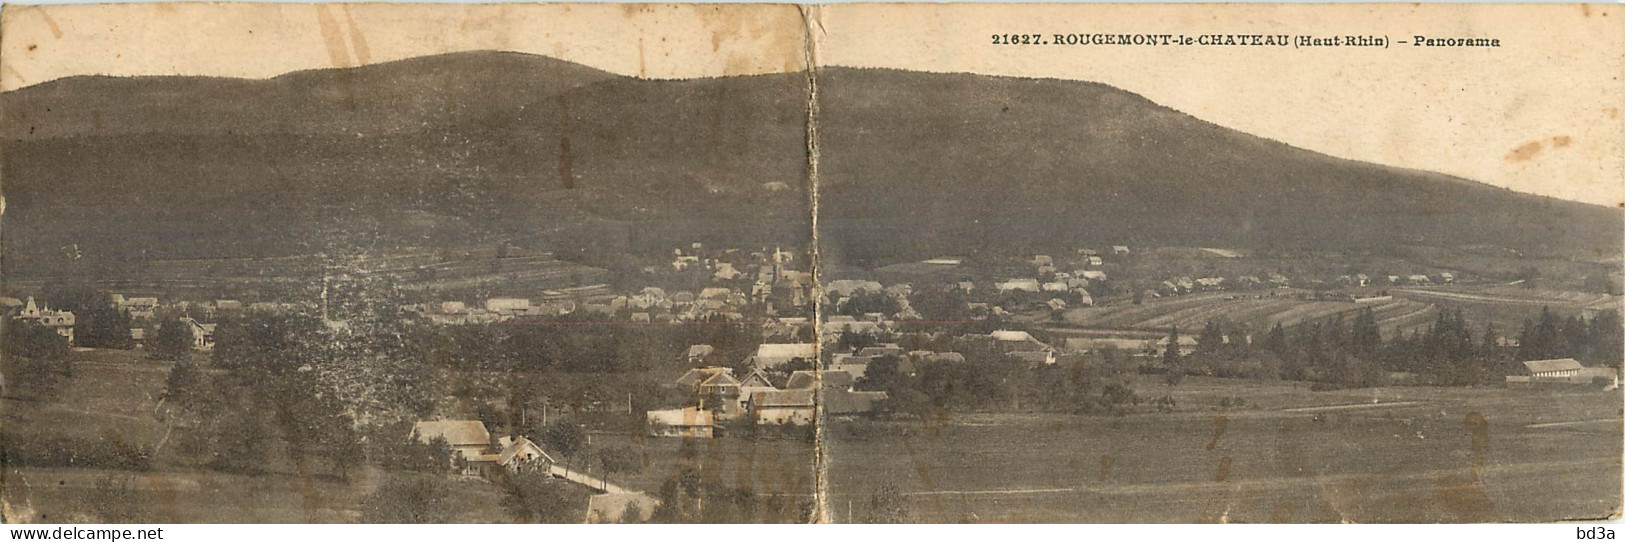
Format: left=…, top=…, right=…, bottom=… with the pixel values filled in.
left=0, top=2, right=1620, bottom=525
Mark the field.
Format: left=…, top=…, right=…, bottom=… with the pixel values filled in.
left=1047, top=291, right=1439, bottom=337
left=824, top=376, right=1623, bottom=523
left=587, top=431, right=818, bottom=504
left=1043, top=285, right=1622, bottom=341
left=0, top=348, right=513, bottom=523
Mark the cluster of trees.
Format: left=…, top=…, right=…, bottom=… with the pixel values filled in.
left=647, top=453, right=811, bottom=523
left=4, top=320, right=70, bottom=362
left=498, top=471, right=584, bottom=523
left=1173, top=307, right=1622, bottom=389
left=164, top=314, right=399, bottom=479
left=827, top=291, right=903, bottom=318
left=405, top=314, right=762, bottom=375
left=1514, top=308, right=1622, bottom=367
left=860, top=342, right=1139, bottom=417
left=360, top=476, right=456, bottom=523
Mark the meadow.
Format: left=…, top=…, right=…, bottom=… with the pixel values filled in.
left=824, top=375, right=1622, bottom=523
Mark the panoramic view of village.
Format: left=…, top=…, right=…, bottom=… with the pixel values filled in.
left=1, top=3, right=1622, bottom=526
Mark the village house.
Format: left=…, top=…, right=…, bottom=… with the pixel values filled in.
left=13, top=297, right=76, bottom=344
left=714, top=263, right=742, bottom=281
left=1112, top=245, right=1131, bottom=255
left=749, top=343, right=817, bottom=369
left=786, top=369, right=857, bottom=391
left=986, top=330, right=1057, bottom=364
left=495, top=436, right=555, bottom=473
left=116, top=296, right=159, bottom=319
left=412, top=420, right=496, bottom=476
left=486, top=297, right=532, bottom=314
left=855, top=343, right=905, bottom=358
left=646, top=407, right=715, bottom=438
left=1156, top=334, right=1200, bottom=356
left=997, top=278, right=1041, bottom=293
left=1506, top=359, right=1620, bottom=389
left=748, top=390, right=816, bottom=425
left=181, top=318, right=216, bottom=351
left=685, top=344, right=715, bottom=364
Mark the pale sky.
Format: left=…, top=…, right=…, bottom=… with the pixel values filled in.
left=2, top=3, right=1620, bottom=207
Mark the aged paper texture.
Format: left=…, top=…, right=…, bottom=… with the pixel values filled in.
left=0, top=2, right=1620, bottom=524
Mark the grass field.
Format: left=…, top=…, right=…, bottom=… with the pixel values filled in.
left=586, top=430, right=819, bottom=503
left=1047, top=285, right=1621, bottom=341
left=824, top=376, right=1623, bottom=523
left=1049, top=291, right=1439, bottom=337
left=0, top=349, right=514, bottom=523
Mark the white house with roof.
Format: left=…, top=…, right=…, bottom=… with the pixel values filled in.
left=14, top=297, right=76, bottom=344
left=646, top=407, right=715, bottom=438
left=412, top=420, right=494, bottom=475
left=1506, top=359, right=1619, bottom=389
left=750, top=343, right=817, bottom=369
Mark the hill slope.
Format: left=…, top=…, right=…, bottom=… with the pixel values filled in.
left=814, top=67, right=1621, bottom=265
left=1, top=52, right=1616, bottom=275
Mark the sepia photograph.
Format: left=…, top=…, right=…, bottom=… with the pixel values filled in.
left=0, top=2, right=1619, bottom=526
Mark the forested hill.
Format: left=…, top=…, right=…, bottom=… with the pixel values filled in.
left=2, top=51, right=1617, bottom=273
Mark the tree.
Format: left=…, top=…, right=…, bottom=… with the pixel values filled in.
left=541, top=423, right=589, bottom=458
left=1162, top=326, right=1184, bottom=383
left=76, top=305, right=134, bottom=350
left=361, top=476, right=453, bottom=523
left=1351, top=308, right=1383, bottom=360
left=151, top=317, right=194, bottom=362
left=599, top=445, right=645, bottom=480
left=162, top=360, right=208, bottom=412
left=501, top=471, right=578, bottom=523
left=1263, top=323, right=1288, bottom=359
left=4, top=320, right=70, bottom=362
left=855, top=355, right=905, bottom=392
left=1195, top=321, right=1224, bottom=357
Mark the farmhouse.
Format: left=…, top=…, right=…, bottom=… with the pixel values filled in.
left=496, top=436, right=555, bottom=473
left=647, top=407, right=715, bottom=438
left=750, top=343, right=817, bottom=369
left=855, top=343, right=905, bottom=357
left=786, top=369, right=857, bottom=391
left=1155, top=335, right=1200, bottom=356
left=1506, top=359, right=1620, bottom=389
left=412, top=420, right=494, bottom=475
left=117, top=296, right=159, bottom=319
left=748, top=390, right=815, bottom=425
left=997, top=279, right=1041, bottom=293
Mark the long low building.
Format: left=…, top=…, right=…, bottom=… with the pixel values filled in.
left=1506, top=358, right=1619, bottom=389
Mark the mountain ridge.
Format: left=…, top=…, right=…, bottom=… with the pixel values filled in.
left=1, top=51, right=1617, bottom=273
